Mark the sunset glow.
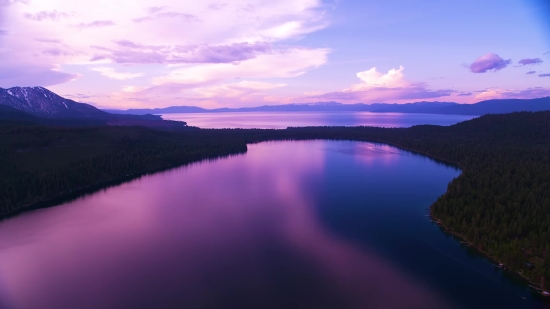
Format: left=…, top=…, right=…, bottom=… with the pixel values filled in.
left=0, top=0, right=549, bottom=108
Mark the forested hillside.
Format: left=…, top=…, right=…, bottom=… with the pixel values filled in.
left=1, top=112, right=549, bottom=289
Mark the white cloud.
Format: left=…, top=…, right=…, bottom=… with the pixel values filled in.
left=307, top=66, right=455, bottom=103
left=122, top=86, right=147, bottom=92
left=153, top=48, right=329, bottom=85
left=193, top=80, right=286, bottom=98
left=355, top=66, right=406, bottom=89
left=91, top=67, right=143, bottom=80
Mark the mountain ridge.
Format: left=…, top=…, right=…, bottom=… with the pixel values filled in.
left=0, top=86, right=187, bottom=127
left=105, top=97, right=550, bottom=116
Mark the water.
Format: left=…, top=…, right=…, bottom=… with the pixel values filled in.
left=0, top=141, right=547, bottom=309
left=161, top=112, right=477, bottom=129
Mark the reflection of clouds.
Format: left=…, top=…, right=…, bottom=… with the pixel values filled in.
left=0, top=141, right=453, bottom=309
left=270, top=143, right=451, bottom=309
left=330, top=142, right=406, bottom=166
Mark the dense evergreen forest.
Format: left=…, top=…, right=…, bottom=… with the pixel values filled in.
left=1, top=111, right=549, bottom=289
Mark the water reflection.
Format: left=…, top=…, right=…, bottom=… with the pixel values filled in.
left=161, top=112, right=477, bottom=129
left=0, top=141, right=459, bottom=309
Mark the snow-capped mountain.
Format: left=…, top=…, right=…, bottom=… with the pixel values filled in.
left=0, top=87, right=108, bottom=119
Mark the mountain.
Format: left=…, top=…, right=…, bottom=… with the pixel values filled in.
left=435, top=98, right=550, bottom=115
left=106, top=97, right=550, bottom=115
left=105, top=101, right=458, bottom=115
left=0, top=87, right=110, bottom=119
left=0, top=87, right=187, bottom=127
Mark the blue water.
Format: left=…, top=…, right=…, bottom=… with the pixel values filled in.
left=161, top=111, right=477, bottom=129
left=0, top=141, right=546, bottom=309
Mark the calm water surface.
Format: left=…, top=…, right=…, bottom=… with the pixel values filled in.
left=161, top=112, right=477, bottom=129
left=0, top=141, right=547, bottom=309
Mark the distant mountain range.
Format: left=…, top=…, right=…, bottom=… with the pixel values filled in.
left=106, top=97, right=550, bottom=116
left=2, top=86, right=550, bottom=127
left=0, top=87, right=185, bottom=127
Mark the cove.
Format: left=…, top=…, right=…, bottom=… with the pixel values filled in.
left=0, top=140, right=546, bottom=309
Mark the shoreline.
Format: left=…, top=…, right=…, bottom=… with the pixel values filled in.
left=2, top=136, right=457, bottom=221
left=429, top=213, right=550, bottom=298
left=0, top=149, right=247, bottom=222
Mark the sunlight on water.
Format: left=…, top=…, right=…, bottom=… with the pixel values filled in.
left=161, top=112, right=477, bottom=129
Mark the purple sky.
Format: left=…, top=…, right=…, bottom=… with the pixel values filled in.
left=0, top=0, right=549, bottom=108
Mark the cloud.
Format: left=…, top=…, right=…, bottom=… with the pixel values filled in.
left=91, top=41, right=272, bottom=64
left=91, top=67, right=144, bottom=80
left=0, top=64, right=79, bottom=88
left=122, top=86, right=147, bottom=93
left=208, top=3, right=228, bottom=10
left=193, top=80, right=286, bottom=98
left=458, top=92, right=472, bottom=96
left=24, top=10, right=70, bottom=21
left=469, top=53, right=511, bottom=73
left=0, top=29, right=6, bottom=35
left=526, top=71, right=536, bottom=74
left=148, top=6, right=167, bottom=14
left=518, top=58, right=543, bottom=66
left=152, top=48, right=329, bottom=85
left=75, top=20, right=114, bottom=29
left=0, top=0, right=329, bottom=103
left=355, top=66, right=406, bottom=88
left=42, top=48, right=77, bottom=57
left=474, top=87, right=550, bottom=100
left=0, top=0, right=28, bottom=6
left=540, top=73, right=550, bottom=77
left=308, top=66, right=455, bottom=103
left=544, top=51, right=550, bottom=56
left=133, top=12, right=199, bottom=23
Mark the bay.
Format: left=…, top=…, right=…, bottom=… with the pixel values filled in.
left=161, top=112, right=477, bottom=129
left=0, top=141, right=546, bottom=309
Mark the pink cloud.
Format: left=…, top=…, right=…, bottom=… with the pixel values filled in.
left=208, top=3, right=228, bottom=10
left=469, top=53, right=511, bottom=73
left=42, top=48, right=77, bottom=57
left=75, top=20, right=114, bottom=29
left=475, top=87, right=550, bottom=101
left=24, top=10, right=70, bottom=21
left=133, top=11, right=199, bottom=23
left=518, top=58, right=543, bottom=66
left=0, top=64, right=79, bottom=88
left=35, top=38, right=62, bottom=43
left=91, top=41, right=271, bottom=64
left=147, top=6, right=167, bottom=14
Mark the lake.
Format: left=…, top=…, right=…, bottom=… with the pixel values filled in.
left=0, top=140, right=547, bottom=309
left=161, top=112, right=477, bottom=129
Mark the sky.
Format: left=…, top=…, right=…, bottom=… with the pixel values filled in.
left=0, top=0, right=549, bottom=109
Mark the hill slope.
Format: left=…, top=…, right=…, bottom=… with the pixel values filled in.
left=0, top=87, right=187, bottom=127
left=0, top=87, right=111, bottom=119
